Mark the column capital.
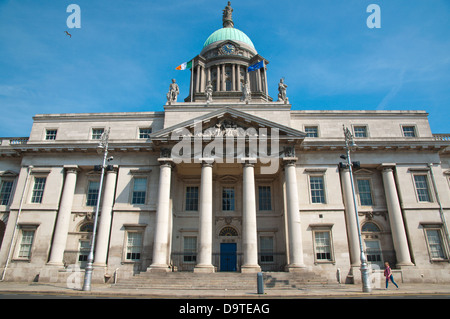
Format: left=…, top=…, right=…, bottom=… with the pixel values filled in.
left=282, top=157, right=298, bottom=167
left=377, top=163, right=396, bottom=172
left=63, top=165, right=79, bottom=174
left=198, top=158, right=214, bottom=167
left=240, top=157, right=257, bottom=166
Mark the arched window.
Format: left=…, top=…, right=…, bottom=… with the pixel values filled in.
left=79, top=223, right=93, bottom=233
left=219, top=226, right=238, bottom=237
left=362, top=222, right=380, bottom=232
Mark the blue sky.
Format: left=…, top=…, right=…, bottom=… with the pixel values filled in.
left=0, top=0, right=449, bottom=137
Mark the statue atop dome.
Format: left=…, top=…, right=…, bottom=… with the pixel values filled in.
left=222, top=1, right=234, bottom=28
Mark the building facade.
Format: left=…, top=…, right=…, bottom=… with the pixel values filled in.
left=1, top=3, right=449, bottom=284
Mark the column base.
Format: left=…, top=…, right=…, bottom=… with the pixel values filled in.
left=241, top=265, right=261, bottom=273
left=396, top=262, right=415, bottom=269
left=46, top=261, right=65, bottom=267
left=286, top=264, right=306, bottom=272
left=194, top=265, right=215, bottom=273
left=147, top=264, right=171, bottom=273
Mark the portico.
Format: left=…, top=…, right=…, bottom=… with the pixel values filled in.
left=148, top=107, right=306, bottom=273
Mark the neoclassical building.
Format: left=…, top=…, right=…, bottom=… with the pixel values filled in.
left=1, top=3, right=449, bottom=284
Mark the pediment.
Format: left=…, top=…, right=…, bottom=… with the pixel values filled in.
left=150, top=107, right=306, bottom=143
left=353, top=168, right=374, bottom=175
left=0, top=170, right=18, bottom=177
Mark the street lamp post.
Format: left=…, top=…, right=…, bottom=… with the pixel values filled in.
left=342, top=125, right=372, bottom=293
left=82, top=128, right=111, bottom=291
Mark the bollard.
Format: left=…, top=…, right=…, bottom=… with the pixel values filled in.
left=257, top=272, right=264, bottom=294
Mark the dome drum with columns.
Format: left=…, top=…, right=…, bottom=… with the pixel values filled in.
left=184, top=3, right=271, bottom=103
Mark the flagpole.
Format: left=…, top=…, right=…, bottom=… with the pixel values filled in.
left=263, top=60, right=268, bottom=102
left=190, top=60, right=194, bottom=102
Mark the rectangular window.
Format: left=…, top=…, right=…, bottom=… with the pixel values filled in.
left=45, top=129, right=57, bottom=140
left=126, top=232, right=143, bottom=261
left=310, top=176, right=325, bottom=203
left=222, top=187, right=235, bottom=211
left=364, top=240, right=383, bottom=268
left=183, top=236, right=197, bottom=263
left=18, top=230, right=34, bottom=259
left=0, top=180, right=14, bottom=205
left=357, top=179, right=374, bottom=206
left=414, top=175, right=431, bottom=202
left=139, top=128, right=152, bottom=139
left=260, top=236, right=274, bottom=263
left=426, top=229, right=446, bottom=260
left=86, top=181, right=100, bottom=206
left=314, top=231, right=332, bottom=261
left=185, top=186, right=199, bottom=211
left=92, top=128, right=104, bottom=140
left=305, top=126, right=318, bottom=138
left=402, top=126, right=416, bottom=137
left=31, top=177, right=46, bottom=203
left=78, top=240, right=90, bottom=268
left=258, top=186, right=272, bottom=211
left=354, top=126, right=368, bottom=138
left=131, top=177, right=147, bottom=205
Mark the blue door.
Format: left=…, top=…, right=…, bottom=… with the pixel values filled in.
left=220, top=243, right=237, bottom=271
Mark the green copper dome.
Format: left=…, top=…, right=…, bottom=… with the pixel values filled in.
left=203, top=27, right=255, bottom=49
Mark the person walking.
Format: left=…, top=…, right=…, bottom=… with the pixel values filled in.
left=384, top=262, right=399, bottom=289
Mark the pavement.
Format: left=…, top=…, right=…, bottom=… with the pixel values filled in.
left=0, top=280, right=449, bottom=298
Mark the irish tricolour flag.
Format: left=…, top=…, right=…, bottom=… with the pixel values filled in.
left=175, top=60, right=192, bottom=70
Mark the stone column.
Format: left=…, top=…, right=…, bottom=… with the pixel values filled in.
left=93, top=167, right=118, bottom=266
left=241, top=161, right=261, bottom=273
left=149, top=161, right=173, bottom=272
left=380, top=165, right=413, bottom=266
left=47, top=166, right=79, bottom=266
left=194, top=161, right=215, bottom=273
left=216, top=65, right=220, bottom=91
left=221, top=64, right=226, bottom=92
left=195, top=65, right=201, bottom=93
left=340, top=167, right=362, bottom=266
left=232, top=64, right=236, bottom=91
left=284, top=160, right=305, bottom=270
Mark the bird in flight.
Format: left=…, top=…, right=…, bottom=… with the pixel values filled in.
left=65, top=31, right=72, bottom=38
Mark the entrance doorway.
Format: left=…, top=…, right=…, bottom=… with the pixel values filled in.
left=220, top=243, right=237, bottom=271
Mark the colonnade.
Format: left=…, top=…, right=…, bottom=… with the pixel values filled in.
left=192, top=62, right=267, bottom=95
left=46, top=160, right=413, bottom=273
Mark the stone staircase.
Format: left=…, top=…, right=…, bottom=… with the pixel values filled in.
left=113, top=270, right=338, bottom=290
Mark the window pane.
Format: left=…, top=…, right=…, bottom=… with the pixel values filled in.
left=78, top=240, right=90, bottom=268
left=357, top=179, right=373, bottom=206
left=0, top=181, right=13, bottom=205
left=132, top=178, right=147, bottom=204
left=315, top=232, right=331, bottom=260
left=126, top=232, right=142, bottom=261
left=403, top=126, right=416, bottom=137
left=222, top=187, right=235, bottom=211
left=18, top=230, right=34, bottom=258
left=414, top=175, right=431, bottom=202
left=258, top=186, right=272, bottom=211
left=310, top=176, right=325, bottom=203
left=354, top=126, right=367, bottom=138
left=185, top=186, right=199, bottom=211
left=305, top=126, right=318, bottom=138
left=86, top=181, right=100, bottom=206
left=31, top=177, right=46, bottom=203
left=139, top=128, right=152, bottom=139
left=92, top=129, right=104, bottom=140
left=183, top=236, right=197, bottom=262
left=426, top=229, right=445, bottom=259
left=45, top=130, right=57, bottom=140
left=260, top=236, right=274, bottom=263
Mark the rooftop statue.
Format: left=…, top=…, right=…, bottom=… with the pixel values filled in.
left=166, top=79, right=180, bottom=104
left=223, top=1, right=234, bottom=28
